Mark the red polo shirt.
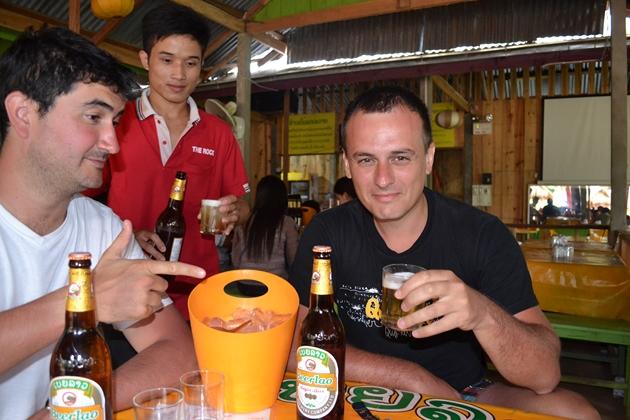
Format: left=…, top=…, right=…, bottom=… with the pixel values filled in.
left=103, top=98, right=249, bottom=317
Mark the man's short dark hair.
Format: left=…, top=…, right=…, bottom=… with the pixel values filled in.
left=142, top=2, right=210, bottom=54
left=341, top=86, right=433, bottom=151
left=333, top=176, right=357, bottom=199
left=0, top=27, right=138, bottom=148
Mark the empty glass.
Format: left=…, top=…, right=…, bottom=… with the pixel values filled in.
left=180, top=370, right=224, bottom=420
left=133, top=387, right=183, bottom=419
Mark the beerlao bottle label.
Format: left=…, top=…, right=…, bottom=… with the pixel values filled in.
left=296, top=345, right=340, bottom=418
left=168, top=237, right=183, bottom=262
left=310, top=259, right=333, bottom=296
left=171, top=177, right=186, bottom=201
left=49, top=376, right=106, bottom=418
left=66, top=268, right=94, bottom=312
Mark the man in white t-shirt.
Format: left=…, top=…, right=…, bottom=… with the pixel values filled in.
left=0, top=28, right=207, bottom=419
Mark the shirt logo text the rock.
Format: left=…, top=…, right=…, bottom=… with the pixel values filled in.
left=192, top=146, right=215, bottom=156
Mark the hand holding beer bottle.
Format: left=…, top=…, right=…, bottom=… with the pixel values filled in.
left=155, top=171, right=187, bottom=281
left=132, top=171, right=187, bottom=265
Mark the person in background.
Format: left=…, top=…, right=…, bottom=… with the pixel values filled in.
left=542, top=198, right=561, bottom=220
left=86, top=2, right=250, bottom=317
left=231, top=175, right=299, bottom=280
left=529, top=196, right=542, bottom=224
left=300, top=198, right=321, bottom=228
left=0, top=27, right=206, bottom=418
left=288, top=86, right=599, bottom=419
left=302, top=199, right=321, bottom=213
left=334, top=175, right=357, bottom=205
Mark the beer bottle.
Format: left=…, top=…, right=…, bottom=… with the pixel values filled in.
left=155, top=171, right=187, bottom=281
left=49, top=252, right=112, bottom=420
left=296, top=245, right=345, bottom=420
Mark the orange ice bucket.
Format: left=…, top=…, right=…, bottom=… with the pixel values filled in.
left=188, top=269, right=299, bottom=413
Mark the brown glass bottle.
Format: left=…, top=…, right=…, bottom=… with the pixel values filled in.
left=155, top=171, right=187, bottom=281
left=49, top=252, right=112, bottom=420
left=296, top=245, right=345, bottom=420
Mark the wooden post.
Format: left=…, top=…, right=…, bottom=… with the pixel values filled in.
left=609, top=0, right=627, bottom=246
left=282, top=90, right=290, bottom=188
left=419, top=76, right=433, bottom=188
left=463, top=113, right=473, bottom=204
left=575, top=63, right=583, bottom=95
left=68, top=0, right=81, bottom=33
left=236, top=32, right=252, bottom=190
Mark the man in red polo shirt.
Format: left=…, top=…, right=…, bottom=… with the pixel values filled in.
left=96, top=3, right=250, bottom=317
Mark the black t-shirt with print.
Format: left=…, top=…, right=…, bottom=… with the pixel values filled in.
left=288, top=188, right=537, bottom=391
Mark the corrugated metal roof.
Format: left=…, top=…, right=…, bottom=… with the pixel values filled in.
left=0, top=0, right=607, bottom=79
left=287, top=0, right=606, bottom=63
left=1, top=0, right=261, bottom=67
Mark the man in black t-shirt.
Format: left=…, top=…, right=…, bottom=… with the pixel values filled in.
left=288, top=86, right=598, bottom=419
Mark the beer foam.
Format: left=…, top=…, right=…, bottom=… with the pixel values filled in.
left=383, top=272, right=415, bottom=289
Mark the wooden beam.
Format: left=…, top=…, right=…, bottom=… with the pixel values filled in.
left=237, top=32, right=252, bottom=180
left=463, top=113, right=473, bottom=204
left=282, top=89, right=290, bottom=190
left=173, top=0, right=286, bottom=56
left=91, top=0, right=145, bottom=45
left=247, top=0, right=474, bottom=33
left=431, top=75, right=471, bottom=112
left=91, top=19, right=121, bottom=45
left=68, top=0, right=81, bottom=33
left=610, top=0, right=627, bottom=245
left=243, top=0, right=270, bottom=20
left=256, top=49, right=280, bottom=66
left=0, top=5, right=140, bottom=68
left=206, top=49, right=238, bottom=78
left=171, top=0, right=245, bottom=32
left=254, top=31, right=286, bottom=55
left=205, top=29, right=234, bottom=57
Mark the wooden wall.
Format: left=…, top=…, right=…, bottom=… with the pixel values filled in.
left=249, top=60, right=616, bottom=222
left=472, top=98, right=541, bottom=223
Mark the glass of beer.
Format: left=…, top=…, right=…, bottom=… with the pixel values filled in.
left=200, top=199, right=225, bottom=235
left=381, top=263, right=433, bottom=331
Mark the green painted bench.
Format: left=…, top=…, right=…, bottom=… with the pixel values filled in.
left=545, top=311, right=630, bottom=418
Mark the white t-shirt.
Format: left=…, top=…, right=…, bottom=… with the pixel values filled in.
left=0, top=195, right=146, bottom=418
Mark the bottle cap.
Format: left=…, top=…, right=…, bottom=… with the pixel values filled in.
left=68, top=252, right=91, bottom=260
left=312, top=245, right=332, bottom=253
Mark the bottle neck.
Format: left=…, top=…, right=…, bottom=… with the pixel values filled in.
left=167, top=197, right=184, bottom=212
left=310, top=256, right=334, bottom=309
left=66, top=310, right=98, bottom=330
left=65, top=267, right=97, bottom=330
left=310, top=293, right=335, bottom=310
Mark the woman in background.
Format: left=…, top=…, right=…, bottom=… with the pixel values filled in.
left=231, top=175, right=299, bottom=279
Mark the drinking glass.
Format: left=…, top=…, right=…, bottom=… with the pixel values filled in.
left=180, top=370, right=224, bottom=420
left=133, top=387, right=184, bottom=419
left=381, top=263, right=435, bottom=331
left=200, top=200, right=225, bottom=235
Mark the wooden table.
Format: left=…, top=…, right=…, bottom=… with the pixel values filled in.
left=522, top=240, right=630, bottom=321
left=115, top=372, right=564, bottom=419
left=521, top=240, right=630, bottom=417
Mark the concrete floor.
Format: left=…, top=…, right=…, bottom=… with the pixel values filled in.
left=562, top=382, right=625, bottom=420
left=559, top=339, right=626, bottom=420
